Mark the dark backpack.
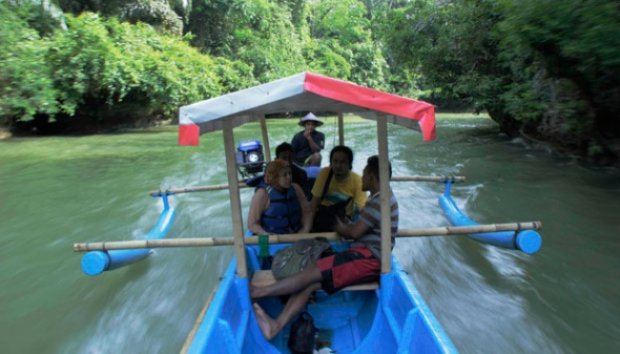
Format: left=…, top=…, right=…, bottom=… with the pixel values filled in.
left=288, top=312, right=317, bottom=354
left=311, top=168, right=352, bottom=232
left=271, top=238, right=331, bottom=280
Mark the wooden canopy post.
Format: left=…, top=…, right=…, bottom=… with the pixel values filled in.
left=260, top=114, right=271, bottom=162
left=223, top=120, right=247, bottom=278
left=338, top=112, right=344, bottom=146
left=377, top=116, right=391, bottom=274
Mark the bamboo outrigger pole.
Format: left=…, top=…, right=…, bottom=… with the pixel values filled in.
left=391, top=176, right=465, bottom=183
left=148, top=176, right=465, bottom=196
left=73, top=221, right=543, bottom=252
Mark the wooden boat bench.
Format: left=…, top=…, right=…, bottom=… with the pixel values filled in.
left=251, top=270, right=379, bottom=291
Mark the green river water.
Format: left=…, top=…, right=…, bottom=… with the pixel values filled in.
left=1, top=115, right=619, bottom=353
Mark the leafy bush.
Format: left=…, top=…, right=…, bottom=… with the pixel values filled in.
left=496, top=0, right=620, bottom=147
left=378, top=0, right=620, bottom=161
left=47, top=13, right=251, bottom=117
left=0, top=4, right=57, bottom=124
left=1, top=6, right=256, bottom=128
left=188, top=0, right=306, bottom=82
left=307, top=0, right=388, bottom=89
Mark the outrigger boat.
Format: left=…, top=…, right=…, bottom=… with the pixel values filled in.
left=74, top=72, right=542, bottom=353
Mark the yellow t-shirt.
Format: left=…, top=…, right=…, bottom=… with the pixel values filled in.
left=311, top=167, right=367, bottom=218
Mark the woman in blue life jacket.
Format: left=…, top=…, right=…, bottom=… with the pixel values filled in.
left=248, top=160, right=313, bottom=235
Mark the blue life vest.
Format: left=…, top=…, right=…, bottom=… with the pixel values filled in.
left=260, top=186, right=302, bottom=234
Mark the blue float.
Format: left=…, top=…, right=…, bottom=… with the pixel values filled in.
left=80, top=194, right=176, bottom=276
left=438, top=181, right=542, bottom=254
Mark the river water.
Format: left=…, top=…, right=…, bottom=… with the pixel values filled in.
left=1, top=115, right=619, bottom=353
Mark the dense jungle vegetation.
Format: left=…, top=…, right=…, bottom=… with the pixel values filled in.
left=1, top=0, right=619, bottom=163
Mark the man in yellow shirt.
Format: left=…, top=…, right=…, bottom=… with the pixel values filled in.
left=309, top=145, right=367, bottom=232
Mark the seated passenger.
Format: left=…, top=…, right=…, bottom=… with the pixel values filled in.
left=291, top=113, right=325, bottom=167
left=308, top=145, right=367, bottom=232
left=248, top=160, right=312, bottom=235
left=251, top=155, right=398, bottom=340
left=275, top=142, right=310, bottom=199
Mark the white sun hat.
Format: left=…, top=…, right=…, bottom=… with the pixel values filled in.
left=298, top=112, right=323, bottom=127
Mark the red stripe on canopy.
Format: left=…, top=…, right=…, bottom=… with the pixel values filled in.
left=178, top=124, right=200, bottom=146
left=303, top=72, right=436, bottom=141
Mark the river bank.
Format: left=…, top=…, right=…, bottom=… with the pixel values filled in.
left=2, top=112, right=618, bottom=168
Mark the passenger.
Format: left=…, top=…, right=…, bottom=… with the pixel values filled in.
left=308, top=145, right=367, bottom=232
left=291, top=112, right=325, bottom=167
left=247, top=160, right=312, bottom=235
left=251, top=155, right=398, bottom=340
left=275, top=142, right=309, bottom=198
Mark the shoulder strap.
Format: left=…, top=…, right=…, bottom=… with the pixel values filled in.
left=320, top=168, right=334, bottom=201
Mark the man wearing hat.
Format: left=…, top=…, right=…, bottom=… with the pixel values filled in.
left=291, top=112, right=325, bottom=167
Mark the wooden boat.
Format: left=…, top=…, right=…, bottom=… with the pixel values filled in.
left=74, top=72, right=542, bottom=353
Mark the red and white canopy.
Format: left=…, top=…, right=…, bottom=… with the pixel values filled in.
left=178, top=72, right=436, bottom=145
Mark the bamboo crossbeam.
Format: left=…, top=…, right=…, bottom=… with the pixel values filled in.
left=149, top=175, right=465, bottom=196
left=149, top=183, right=249, bottom=196
left=73, top=221, right=542, bottom=252
left=391, top=176, right=465, bottom=183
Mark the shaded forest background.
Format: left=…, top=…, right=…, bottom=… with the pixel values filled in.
left=1, top=0, right=619, bottom=164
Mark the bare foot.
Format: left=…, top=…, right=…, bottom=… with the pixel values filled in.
left=253, top=303, right=278, bottom=340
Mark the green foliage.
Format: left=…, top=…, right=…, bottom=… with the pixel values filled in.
left=380, top=1, right=505, bottom=108
left=51, top=12, right=256, bottom=116
left=4, top=0, right=617, bottom=162
left=303, top=40, right=351, bottom=79
left=0, top=0, right=398, bottom=130
left=231, top=0, right=306, bottom=81
left=6, top=0, right=67, bottom=36
left=188, top=0, right=387, bottom=86
left=0, top=4, right=58, bottom=123
left=496, top=0, right=620, bottom=146
left=306, top=0, right=388, bottom=89
left=378, top=0, right=620, bottom=160
left=310, top=0, right=369, bottom=43
left=1, top=6, right=255, bottom=126
left=188, top=0, right=305, bottom=82
left=118, top=0, right=184, bottom=36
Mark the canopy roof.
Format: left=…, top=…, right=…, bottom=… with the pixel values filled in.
left=178, top=72, right=436, bottom=145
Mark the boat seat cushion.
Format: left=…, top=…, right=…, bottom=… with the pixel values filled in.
left=251, top=270, right=378, bottom=291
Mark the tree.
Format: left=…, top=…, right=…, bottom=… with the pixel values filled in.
left=0, top=3, right=57, bottom=127
left=57, top=0, right=186, bottom=35
left=379, top=0, right=620, bottom=162
left=496, top=0, right=620, bottom=157
left=187, top=0, right=305, bottom=82
left=306, top=0, right=388, bottom=88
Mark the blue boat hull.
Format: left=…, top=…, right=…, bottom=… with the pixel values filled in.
left=184, top=243, right=457, bottom=353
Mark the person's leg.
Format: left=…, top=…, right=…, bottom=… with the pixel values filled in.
left=251, top=264, right=322, bottom=299
left=253, top=282, right=321, bottom=339
left=307, top=152, right=322, bottom=166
